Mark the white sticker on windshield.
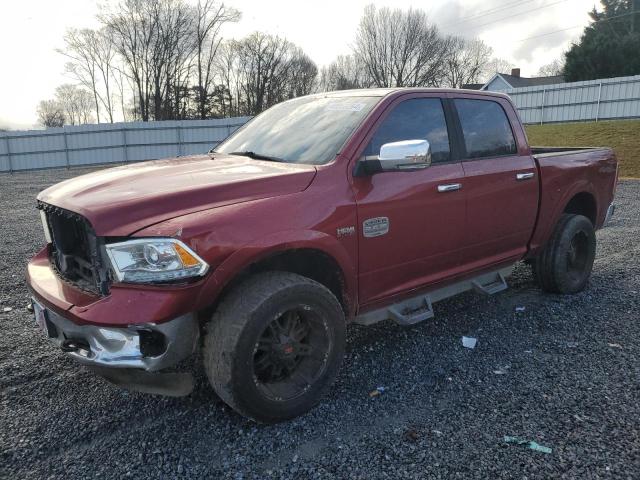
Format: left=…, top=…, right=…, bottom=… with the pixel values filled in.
left=325, top=102, right=366, bottom=112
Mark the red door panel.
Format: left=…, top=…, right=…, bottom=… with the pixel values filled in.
left=354, top=162, right=466, bottom=305
left=451, top=95, right=539, bottom=271
left=460, top=156, right=538, bottom=268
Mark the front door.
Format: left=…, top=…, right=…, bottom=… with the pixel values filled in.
left=352, top=95, right=467, bottom=306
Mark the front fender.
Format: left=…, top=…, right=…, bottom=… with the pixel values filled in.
left=193, top=229, right=358, bottom=316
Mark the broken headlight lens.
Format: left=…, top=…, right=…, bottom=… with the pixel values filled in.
left=105, top=238, right=209, bottom=284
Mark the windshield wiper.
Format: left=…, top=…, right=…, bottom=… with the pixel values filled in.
left=228, top=151, right=285, bottom=162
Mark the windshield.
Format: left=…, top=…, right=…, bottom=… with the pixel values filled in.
left=215, top=95, right=381, bottom=165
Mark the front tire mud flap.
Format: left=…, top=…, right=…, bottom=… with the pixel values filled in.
left=87, top=366, right=195, bottom=397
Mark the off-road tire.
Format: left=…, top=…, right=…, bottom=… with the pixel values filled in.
left=203, top=271, right=346, bottom=423
left=533, top=214, right=596, bottom=294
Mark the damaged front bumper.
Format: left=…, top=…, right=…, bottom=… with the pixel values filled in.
left=32, top=299, right=198, bottom=371
left=27, top=246, right=203, bottom=396
left=31, top=297, right=199, bottom=396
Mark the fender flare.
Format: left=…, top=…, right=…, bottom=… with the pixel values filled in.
left=530, top=179, right=599, bottom=254
left=194, top=229, right=357, bottom=316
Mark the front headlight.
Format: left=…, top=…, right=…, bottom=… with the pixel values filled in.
left=105, top=238, right=209, bottom=284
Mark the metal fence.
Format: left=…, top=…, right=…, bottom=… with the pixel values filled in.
left=0, top=116, right=251, bottom=172
left=506, top=74, right=640, bottom=125
left=2, top=76, right=640, bottom=172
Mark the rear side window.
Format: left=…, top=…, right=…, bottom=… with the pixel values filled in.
left=365, top=98, right=450, bottom=163
left=454, top=99, right=517, bottom=159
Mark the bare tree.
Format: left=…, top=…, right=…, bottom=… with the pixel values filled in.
left=102, top=0, right=160, bottom=121
left=53, top=0, right=321, bottom=122
left=236, top=32, right=289, bottom=114
left=213, top=40, right=243, bottom=116
left=444, top=37, right=492, bottom=88
left=193, top=0, right=240, bottom=119
left=55, top=84, right=95, bottom=125
left=60, top=28, right=116, bottom=123
left=232, top=32, right=303, bottom=115
left=284, top=48, right=318, bottom=98
left=482, top=58, right=514, bottom=81
left=37, top=100, right=66, bottom=128
left=354, top=5, right=450, bottom=87
left=319, top=54, right=371, bottom=91
left=537, top=59, right=565, bottom=77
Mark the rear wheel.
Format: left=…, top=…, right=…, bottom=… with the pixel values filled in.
left=533, top=214, right=596, bottom=293
left=203, top=272, right=345, bottom=423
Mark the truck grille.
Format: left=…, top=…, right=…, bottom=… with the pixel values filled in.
left=38, top=201, right=109, bottom=295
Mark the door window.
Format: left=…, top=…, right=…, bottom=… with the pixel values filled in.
left=454, top=99, right=517, bottom=159
left=365, top=98, right=451, bottom=163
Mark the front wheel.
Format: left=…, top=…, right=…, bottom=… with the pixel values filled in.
left=203, top=272, right=346, bottom=423
left=533, top=214, right=597, bottom=294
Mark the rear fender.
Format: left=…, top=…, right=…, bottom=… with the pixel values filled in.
left=528, top=179, right=599, bottom=256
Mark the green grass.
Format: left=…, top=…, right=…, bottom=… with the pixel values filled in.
left=525, top=119, right=640, bottom=178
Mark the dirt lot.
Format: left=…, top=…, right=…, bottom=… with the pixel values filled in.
left=1, top=167, right=639, bottom=479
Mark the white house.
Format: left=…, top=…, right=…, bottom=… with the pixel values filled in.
left=467, top=68, right=565, bottom=92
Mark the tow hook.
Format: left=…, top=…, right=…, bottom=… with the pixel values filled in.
left=60, top=339, right=91, bottom=357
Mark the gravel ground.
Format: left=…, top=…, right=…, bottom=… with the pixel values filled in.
left=1, top=167, right=639, bottom=479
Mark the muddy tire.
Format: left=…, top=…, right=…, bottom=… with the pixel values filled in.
left=533, top=214, right=596, bottom=294
left=203, top=272, right=346, bottom=423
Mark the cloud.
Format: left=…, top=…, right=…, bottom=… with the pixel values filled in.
left=512, top=24, right=576, bottom=63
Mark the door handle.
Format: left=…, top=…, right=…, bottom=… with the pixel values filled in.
left=437, top=183, right=462, bottom=193
left=516, top=172, right=535, bottom=181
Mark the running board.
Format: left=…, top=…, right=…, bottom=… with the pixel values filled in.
left=354, top=265, right=514, bottom=326
left=471, top=271, right=508, bottom=295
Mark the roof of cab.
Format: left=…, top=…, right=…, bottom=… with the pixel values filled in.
left=317, top=87, right=511, bottom=100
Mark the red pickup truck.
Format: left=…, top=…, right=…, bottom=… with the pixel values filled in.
left=27, top=88, right=617, bottom=422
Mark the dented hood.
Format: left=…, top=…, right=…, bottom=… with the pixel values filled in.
left=37, top=154, right=317, bottom=236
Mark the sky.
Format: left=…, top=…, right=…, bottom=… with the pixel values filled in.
left=0, top=0, right=594, bottom=129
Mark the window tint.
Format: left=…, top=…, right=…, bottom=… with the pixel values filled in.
left=365, top=98, right=450, bottom=163
left=454, top=99, right=517, bottom=158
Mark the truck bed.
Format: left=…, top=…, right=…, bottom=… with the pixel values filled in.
left=527, top=145, right=617, bottom=255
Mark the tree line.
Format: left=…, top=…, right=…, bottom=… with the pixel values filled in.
left=38, top=1, right=512, bottom=128
left=37, top=0, right=640, bottom=128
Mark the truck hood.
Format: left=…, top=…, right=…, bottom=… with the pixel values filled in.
left=37, top=154, right=317, bottom=236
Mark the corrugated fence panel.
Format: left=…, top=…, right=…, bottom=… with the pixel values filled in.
left=2, top=78, right=639, bottom=171
left=506, top=74, right=640, bottom=124
left=0, top=117, right=251, bottom=172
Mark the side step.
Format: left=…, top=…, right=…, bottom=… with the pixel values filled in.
left=354, top=265, right=514, bottom=327
left=471, top=271, right=508, bottom=295
left=388, top=295, right=434, bottom=325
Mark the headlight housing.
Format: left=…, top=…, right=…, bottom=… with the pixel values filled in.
left=105, top=238, right=209, bottom=284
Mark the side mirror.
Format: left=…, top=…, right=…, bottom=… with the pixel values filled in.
left=379, top=139, right=432, bottom=171
left=354, top=139, right=432, bottom=176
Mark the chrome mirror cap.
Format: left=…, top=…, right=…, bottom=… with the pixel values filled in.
left=378, top=139, right=432, bottom=170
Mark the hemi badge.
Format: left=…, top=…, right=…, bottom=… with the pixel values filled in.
left=336, top=226, right=355, bottom=238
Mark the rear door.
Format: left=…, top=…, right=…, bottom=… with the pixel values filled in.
left=451, top=95, right=539, bottom=270
left=352, top=94, right=467, bottom=306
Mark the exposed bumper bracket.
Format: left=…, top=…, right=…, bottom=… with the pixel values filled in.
left=88, top=366, right=195, bottom=397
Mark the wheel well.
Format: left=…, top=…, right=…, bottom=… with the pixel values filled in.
left=564, top=192, right=597, bottom=225
left=215, top=249, right=350, bottom=316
